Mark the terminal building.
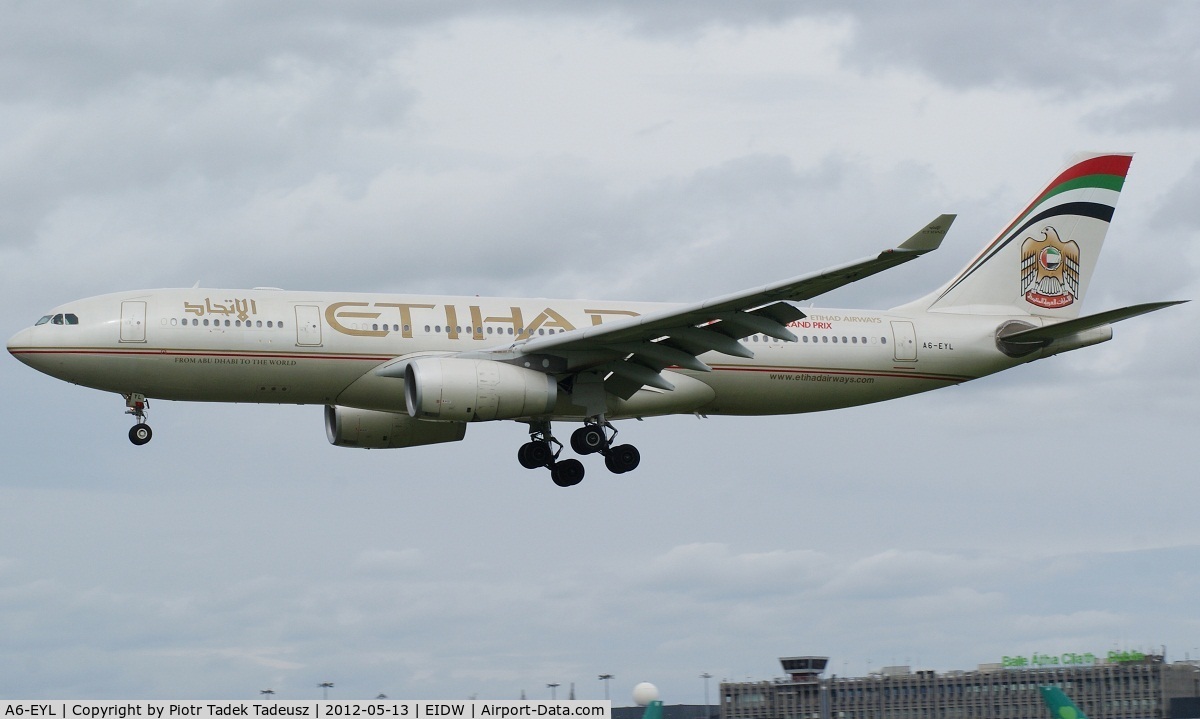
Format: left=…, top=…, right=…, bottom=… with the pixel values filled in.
left=720, top=654, right=1200, bottom=719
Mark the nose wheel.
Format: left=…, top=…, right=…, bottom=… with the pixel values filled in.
left=128, top=423, right=153, bottom=446
left=124, top=393, right=153, bottom=446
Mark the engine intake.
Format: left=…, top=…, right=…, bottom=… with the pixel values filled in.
left=325, top=405, right=466, bottom=449
left=405, top=357, right=557, bottom=422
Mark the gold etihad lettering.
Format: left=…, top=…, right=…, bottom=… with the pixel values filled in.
left=184, top=298, right=258, bottom=322
left=323, top=301, right=641, bottom=339
left=584, top=308, right=639, bottom=325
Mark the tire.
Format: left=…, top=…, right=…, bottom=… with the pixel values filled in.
left=604, top=444, right=640, bottom=474
left=128, top=424, right=153, bottom=446
left=550, top=459, right=585, bottom=487
left=526, top=440, right=553, bottom=466
left=570, top=425, right=606, bottom=455
left=518, top=441, right=549, bottom=469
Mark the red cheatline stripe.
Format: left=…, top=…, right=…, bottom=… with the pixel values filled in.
left=709, top=364, right=974, bottom=383
left=11, top=348, right=394, bottom=361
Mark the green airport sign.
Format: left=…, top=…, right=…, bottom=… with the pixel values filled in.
left=1001, top=651, right=1146, bottom=668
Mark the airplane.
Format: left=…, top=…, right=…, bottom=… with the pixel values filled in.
left=1038, top=685, right=1088, bottom=719
left=7, top=153, right=1186, bottom=487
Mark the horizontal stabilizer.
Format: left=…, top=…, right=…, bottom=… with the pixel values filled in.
left=1000, top=301, right=1186, bottom=345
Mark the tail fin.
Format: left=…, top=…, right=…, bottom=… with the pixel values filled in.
left=921, top=153, right=1133, bottom=318
left=1038, top=685, right=1089, bottom=719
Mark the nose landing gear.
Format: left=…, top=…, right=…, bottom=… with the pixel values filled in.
left=125, top=393, right=153, bottom=446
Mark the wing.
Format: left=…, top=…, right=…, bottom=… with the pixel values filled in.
left=497, top=214, right=954, bottom=401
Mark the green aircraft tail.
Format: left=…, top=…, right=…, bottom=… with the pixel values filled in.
left=640, top=701, right=663, bottom=719
left=1039, top=685, right=1088, bottom=719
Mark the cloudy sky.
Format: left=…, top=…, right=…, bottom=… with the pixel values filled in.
left=3, top=0, right=1199, bottom=702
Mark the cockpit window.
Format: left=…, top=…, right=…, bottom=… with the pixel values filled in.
left=36, top=313, right=79, bottom=326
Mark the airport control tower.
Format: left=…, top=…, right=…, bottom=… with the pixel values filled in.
left=778, top=656, right=828, bottom=682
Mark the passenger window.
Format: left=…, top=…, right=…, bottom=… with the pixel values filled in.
left=881, top=336, right=887, bottom=344
left=822, top=336, right=828, bottom=343
left=832, top=336, right=838, bottom=343
left=278, top=321, right=284, bottom=329
left=802, top=336, right=808, bottom=343
left=203, top=319, right=210, bottom=326
left=267, top=321, right=274, bottom=328
left=225, top=320, right=231, bottom=327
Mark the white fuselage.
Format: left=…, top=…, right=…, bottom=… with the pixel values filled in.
left=8, top=288, right=1030, bottom=420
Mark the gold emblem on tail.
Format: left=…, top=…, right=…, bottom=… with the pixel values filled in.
left=1020, top=226, right=1080, bottom=309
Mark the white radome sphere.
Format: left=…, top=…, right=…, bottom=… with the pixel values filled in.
left=633, top=682, right=660, bottom=706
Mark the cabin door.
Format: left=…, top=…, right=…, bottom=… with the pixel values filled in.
left=295, top=305, right=323, bottom=346
left=890, top=321, right=917, bottom=362
left=120, top=301, right=147, bottom=343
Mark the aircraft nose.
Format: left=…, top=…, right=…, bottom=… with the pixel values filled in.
left=7, top=327, right=34, bottom=362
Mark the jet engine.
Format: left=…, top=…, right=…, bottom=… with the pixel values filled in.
left=325, top=405, right=466, bottom=449
left=405, top=357, right=557, bottom=422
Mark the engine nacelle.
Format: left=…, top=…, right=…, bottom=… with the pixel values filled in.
left=325, top=405, right=466, bottom=449
left=405, top=357, right=558, bottom=422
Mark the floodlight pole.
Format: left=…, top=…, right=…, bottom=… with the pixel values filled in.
left=547, top=683, right=560, bottom=700
left=598, top=674, right=613, bottom=701
left=320, top=682, right=334, bottom=700
left=701, top=673, right=713, bottom=719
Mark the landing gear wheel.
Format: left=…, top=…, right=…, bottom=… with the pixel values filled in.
left=518, top=440, right=554, bottom=469
left=550, top=459, right=585, bottom=487
left=570, top=425, right=607, bottom=455
left=128, top=423, right=153, bottom=446
left=604, top=444, right=640, bottom=474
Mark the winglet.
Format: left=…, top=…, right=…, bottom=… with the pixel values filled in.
left=895, top=213, right=955, bottom=254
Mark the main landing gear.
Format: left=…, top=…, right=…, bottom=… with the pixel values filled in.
left=519, top=418, right=640, bottom=487
left=125, top=393, right=153, bottom=446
